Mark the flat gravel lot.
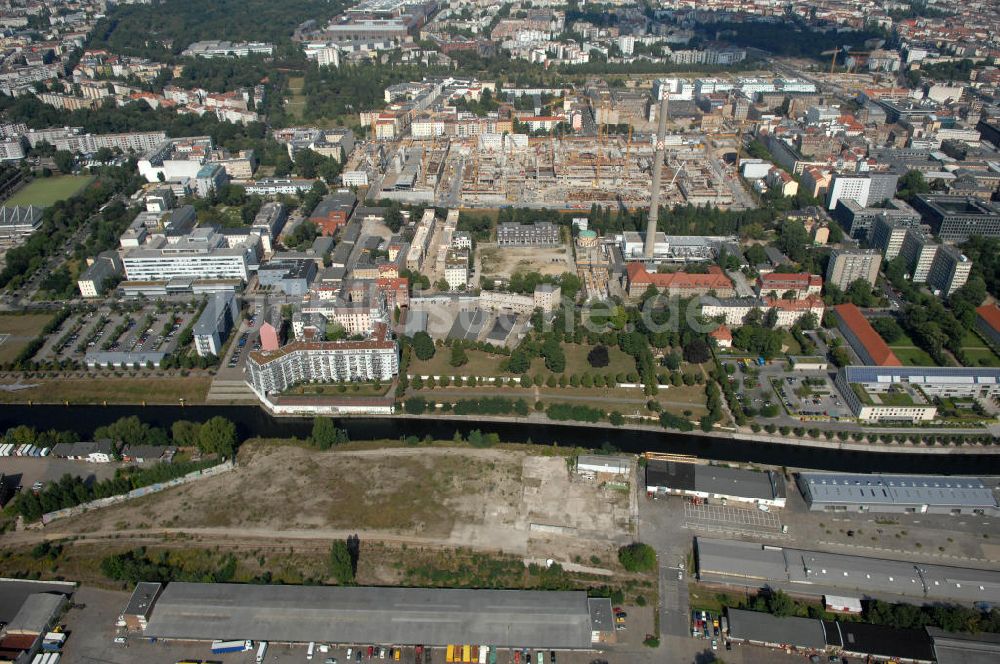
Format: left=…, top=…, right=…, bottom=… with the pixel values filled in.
left=0, top=456, right=121, bottom=490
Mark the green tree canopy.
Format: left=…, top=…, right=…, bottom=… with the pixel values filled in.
left=618, top=542, right=657, bottom=572
left=197, top=416, right=237, bottom=456
left=329, top=540, right=355, bottom=585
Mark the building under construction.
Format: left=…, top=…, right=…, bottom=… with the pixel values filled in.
left=365, top=130, right=736, bottom=211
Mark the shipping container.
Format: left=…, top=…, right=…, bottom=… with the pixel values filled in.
left=463, top=645, right=471, bottom=663
left=488, top=647, right=497, bottom=664
left=479, top=646, right=487, bottom=664
left=446, top=645, right=455, bottom=662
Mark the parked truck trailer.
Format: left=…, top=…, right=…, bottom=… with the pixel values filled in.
left=210, top=640, right=252, bottom=654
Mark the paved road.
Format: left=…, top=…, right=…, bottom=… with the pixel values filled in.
left=661, top=564, right=690, bottom=638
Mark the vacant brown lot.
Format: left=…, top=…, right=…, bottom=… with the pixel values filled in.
left=43, top=442, right=634, bottom=562
left=479, top=244, right=571, bottom=278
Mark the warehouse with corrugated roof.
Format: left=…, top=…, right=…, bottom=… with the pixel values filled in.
left=797, top=472, right=999, bottom=515
left=141, top=583, right=612, bottom=649
left=696, top=537, right=1000, bottom=605
left=645, top=460, right=786, bottom=507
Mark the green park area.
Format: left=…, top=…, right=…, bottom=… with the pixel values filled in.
left=4, top=176, right=94, bottom=207
left=959, top=330, right=1000, bottom=368
left=409, top=342, right=641, bottom=381
left=285, top=76, right=306, bottom=120
left=888, top=332, right=938, bottom=367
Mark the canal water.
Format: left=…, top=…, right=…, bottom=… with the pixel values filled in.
left=1, top=404, right=998, bottom=474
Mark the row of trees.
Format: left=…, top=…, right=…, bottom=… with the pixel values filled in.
left=13, top=458, right=220, bottom=521
left=102, top=547, right=237, bottom=585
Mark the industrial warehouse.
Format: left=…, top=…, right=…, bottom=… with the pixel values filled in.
left=796, top=472, right=1000, bottom=515
left=134, top=583, right=614, bottom=650
left=726, top=608, right=943, bottom=663
left=644, top=460, right=786, bottom=508
left=695, top=537, right=1000, bottom=605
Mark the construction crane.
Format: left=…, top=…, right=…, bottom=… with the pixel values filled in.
left=823, top=45, right=853, bottom=74
left=733, top=118, right=749, bottom=170
left=594, top=123, right=600, bottom=187
left=621, top=124, right=633, bottom=186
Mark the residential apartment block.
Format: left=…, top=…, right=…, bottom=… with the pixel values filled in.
left=835, top=198, right=921, bottom=242
left=757, top=272, right=822, bottom=299
left=480, top=284, right=562, bottom=315
left=497, top=221, right=560, bottom=246
left=826, top=172, right=899, bottom=211
left=826, top=248, right=881, bottom=290
left=701, top=295, right=824, bottom=329
left=870, top=211, right=922, bottom=259
left=22, top=128, right=166, bottom=155
left=246, top=323, right=399, bottom=395
left=926, top=244, right=972, bottom=296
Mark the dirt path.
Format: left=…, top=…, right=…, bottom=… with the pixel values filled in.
left=5, top=525, right=487, bottom=552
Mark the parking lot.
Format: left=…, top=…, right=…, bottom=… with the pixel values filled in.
left=226, top=308, right=263, bottom=371
left=0, top=455, right=122, bottom=493
left=34, top=302, right=199, bottom=367
left=770, top=374, right=849, bottom=420
left=683, top=503, right=783, bottom=537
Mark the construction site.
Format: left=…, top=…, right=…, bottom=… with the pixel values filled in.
left=355, top=131, right=738, bottom=210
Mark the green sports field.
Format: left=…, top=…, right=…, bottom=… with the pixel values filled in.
left=4, top=176, right=94, bottom=207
